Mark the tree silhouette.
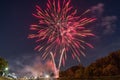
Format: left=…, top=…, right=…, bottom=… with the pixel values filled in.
left=0, top=57, right=8, bottom=76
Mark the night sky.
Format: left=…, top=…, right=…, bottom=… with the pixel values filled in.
left=0, top=0, right=120, bottom=72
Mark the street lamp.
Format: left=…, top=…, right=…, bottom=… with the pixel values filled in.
left=45, top=74, right=50, bottom=78
left=5, top=67, right=8, bottom=71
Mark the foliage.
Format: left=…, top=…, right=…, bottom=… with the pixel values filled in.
left=60, top=49, right=120, bottom=78
left=0, top=57, right=8, bottom=76
left=0, top=77, right=11, bottom=80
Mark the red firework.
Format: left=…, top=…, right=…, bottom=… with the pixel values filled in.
left=28, top=0, right=96, bottom=63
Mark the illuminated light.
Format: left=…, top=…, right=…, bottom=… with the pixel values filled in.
left=5, top=67, right=9, bottom=71
left=45, top=74, right=50, bottom=78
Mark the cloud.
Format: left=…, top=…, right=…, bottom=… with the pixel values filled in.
left=91, top=3, right=104, bottom=17
left=9, top=54, right=57, bottom=78
left=101, top=16, right=117, bottom=35
left=90, top=3, right=117, bottom=35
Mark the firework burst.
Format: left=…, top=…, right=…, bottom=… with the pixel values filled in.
left=28, top=0, right=96, bottom=65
